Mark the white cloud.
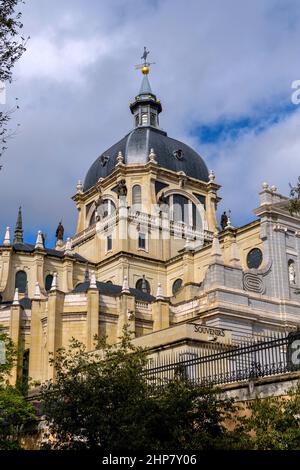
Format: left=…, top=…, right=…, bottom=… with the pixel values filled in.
left=19, top=34, right=113, bottom=84
left=1, top=0, right=300, bottom=242
left=205, top=108, right=300, bottom=225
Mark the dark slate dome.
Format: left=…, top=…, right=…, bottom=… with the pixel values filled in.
left=84, top=127, right=209, bottom=192
left=83, top=68, right=209, bottom=192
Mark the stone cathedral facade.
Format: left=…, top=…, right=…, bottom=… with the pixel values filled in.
left=0, top=59, right=300, bottom=385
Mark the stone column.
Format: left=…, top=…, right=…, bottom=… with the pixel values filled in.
left=29, top=298, right=45, bottom=383
left=118, top=195, right=129, bottom=252
left=152, top=299, right=169, bottom=331
left=62, top=257, right=74, bottom=292
left=86, top=284, right=100, bottom=350
left=206, top=179, right=219, bottom=233
left=9, top=302, right=22, bottom=385
left=46, top=290, right=64, bottom=381
left=183, top=249, right=194, bottom=285
left=117, top=291, right=136, bottom=339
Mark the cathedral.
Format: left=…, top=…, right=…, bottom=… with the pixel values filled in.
left=0, top=53, right=300, bottom=386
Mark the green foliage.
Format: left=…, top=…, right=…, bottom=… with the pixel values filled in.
left=41, top=328, right=235, bottom=450
left=0, top=330, right=16, bottom=383
left=0, top=331, right=36, bottom=449
left=0, top=0, right=28, bottom=162
left=235, top=384, right=300, bottom=450
left=0, top=384, right=36, bottom=449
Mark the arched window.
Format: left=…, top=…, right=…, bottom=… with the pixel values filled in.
left=132, top=185, right=142, bottom=208
left=88, top=199, right=116, bottom=227
left=167, top=194, right=202, bottom=229
left=172, top=278, right=183, bottom=295
left=15, top=271, right=27, bottom=294
left=135, top=277, right=151, bottom=294
left=45, top=274, right=53, bottom=292
left=95, top=199, right=116, bottom=222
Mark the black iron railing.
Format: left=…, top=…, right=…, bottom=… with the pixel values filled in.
left=144, top=330, right=300, bottom=387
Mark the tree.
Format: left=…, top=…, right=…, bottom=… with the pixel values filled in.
left=0, top=0, right=28, bottom=167
left=41, top=329, right=236, bottom=450
left=235, top=385, right=300, bottom=450
left=0, top=331, right=36, bottom=449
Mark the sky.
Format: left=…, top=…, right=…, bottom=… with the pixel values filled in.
left=1, top=0, right=300, bottom=247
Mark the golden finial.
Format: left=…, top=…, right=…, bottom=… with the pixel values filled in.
left=135, top=46, right=155, bottom=75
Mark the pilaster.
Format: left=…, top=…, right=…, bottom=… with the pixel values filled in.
left=152, top=299, right=169, bottom=331
left=46, top=290, right=64, bottom=380
left=117, top=292, right=136, bottom=338
left=86, top=285, right=100, bottom=350
left=29, top=298, right=45, bottom=383
left=9, top=303, right=22, bottom=384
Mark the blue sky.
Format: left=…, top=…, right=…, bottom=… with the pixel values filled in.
left=1, top=0, right=300, bottom=246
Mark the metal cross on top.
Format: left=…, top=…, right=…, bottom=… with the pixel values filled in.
left=135, top=46, right=155, bottom=75
left=141, top=46, right=150, bottom=63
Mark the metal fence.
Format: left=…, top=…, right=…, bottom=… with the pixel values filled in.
left=144, top=329, right=300, bottom=388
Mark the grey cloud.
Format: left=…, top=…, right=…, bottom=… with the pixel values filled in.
left=1, top=0, right=300, bottom=242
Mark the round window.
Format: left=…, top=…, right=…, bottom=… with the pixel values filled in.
left=247, top=248, right=263, bottom=269
left=136, top=278, right=151, bottom=294
left=172, top=278, right=183, bottom=295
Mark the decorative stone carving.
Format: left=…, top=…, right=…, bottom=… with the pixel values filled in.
left=288, top=261, right=296, bottom=285
left=208, top=170, right=215, bottom=182
left=273, top=224, right=287, bottom=233
left=149, top=148, right=157, bottom=163
left=127, top=309, right=135, bottom=320
left=116, top=151, right=124, bottom=165
left=116, top=179, right=127, bottom=198
left=243, top=272, right=264, bottom=294
left=173, top=149, right=184, bottom=160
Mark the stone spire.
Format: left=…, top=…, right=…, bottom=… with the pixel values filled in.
left=34, top=282, right=41, bottom=299
left=76, top=179, right=83, bottom=193
left=13, top=288, right=19, bottom=305
left=210, top=232, right=223, bottom=263
left=139, top=73, right=153, bottom=95
left=3, top=226, right=10, bottom=246
left=116, top=151, right=124, bottom=166
left=89, top=271, right=97, bottom=289
left=50, top=272, right=58, bottom=292
left=122, top=275, right=130, bottom=294
left=156, top=283, right=164, bottom=300
left=13, top=206, right=23, bottom=244
left=64, top=237, right=72, bottom=255
left=35, top=230, right=44, bottom=249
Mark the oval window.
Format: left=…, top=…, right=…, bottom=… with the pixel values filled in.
left=247, top=248, right=263, bottom=269
left=172, top=278, right=183, bottom=295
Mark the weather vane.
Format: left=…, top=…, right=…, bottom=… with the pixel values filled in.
left=135, top=46, right=155, bottom=75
